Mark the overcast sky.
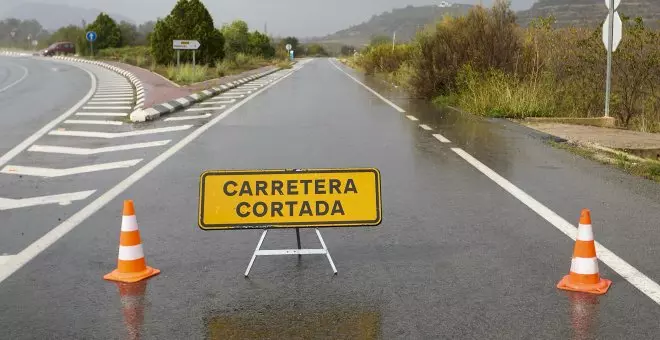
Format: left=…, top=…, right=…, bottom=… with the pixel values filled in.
left=2, top=0, right=539, bottom=36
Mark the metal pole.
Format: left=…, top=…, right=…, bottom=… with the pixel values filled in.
left=295, top=228, right=302, bottom=258
left=177, top=50, right=180, bottom=68
left=90, top=42, right=94, bottom=58
left=604, top=0, right=615, bottom=118
left=192, top=50, right=196, bottom=74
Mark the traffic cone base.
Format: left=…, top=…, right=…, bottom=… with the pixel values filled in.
left=557, top=275, right=611, bottom=295
left=104, top=266, right=160, bottom=283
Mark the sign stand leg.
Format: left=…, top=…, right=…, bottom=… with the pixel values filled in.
left=244, top=228, right=338, bottom=277
left=296, top=228, right=302, bottom=258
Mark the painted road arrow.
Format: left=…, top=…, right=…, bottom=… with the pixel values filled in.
left=0, top=159, right=142, bottom=177
left=0, top=190, right=96, bottom=210
left=48, top=125, right=193, bottom=139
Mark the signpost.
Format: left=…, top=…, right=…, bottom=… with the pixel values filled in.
left=173, top=40, right=201, bottom=70
left=603, top=0, right=623, bottom=118
left=86, top=31, right=97, bottom=57
left=199, top=168, right=382, bottom=276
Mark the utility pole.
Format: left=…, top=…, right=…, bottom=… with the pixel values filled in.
left=392, top=31, right=396, bottom=52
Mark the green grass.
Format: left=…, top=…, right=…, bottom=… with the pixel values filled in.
left=166, top=64, right=209, bottom=84
left=549, top=141, right=660, bottom=183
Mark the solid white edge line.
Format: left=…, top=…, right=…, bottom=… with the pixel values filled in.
left=0, top=64, right=29, bottom=93
left=328, top=58, right=406, bottom=113
left=0, top=65, right=96, bottom=168
left=0, top=67, right=301, bottom=283
left=450, top=147, right=660, bottom=305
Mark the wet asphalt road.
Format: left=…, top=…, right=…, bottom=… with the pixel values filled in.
left=1, top=58, right=660, bottom=339
left=0, top=56, right=91, bottom=156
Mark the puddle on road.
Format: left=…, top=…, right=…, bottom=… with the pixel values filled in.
left=111, top=280, right=150, bottom=340
left=564, top=292, right=601, bottom=340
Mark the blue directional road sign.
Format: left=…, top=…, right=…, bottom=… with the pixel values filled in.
left=86, top=31, right=97, bottom=42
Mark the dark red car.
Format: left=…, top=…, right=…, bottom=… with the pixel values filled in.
left=42, top=41, right=76, bottom=56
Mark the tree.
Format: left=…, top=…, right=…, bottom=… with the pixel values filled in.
left=248, top=31, right=274, bottom=58
left=340, top=45, right=356, bottom=56
left=280, top=36, right=299, bottom=52
left=304, top=43, right=328, bottom=57
left=119, top=21, right=138, bottom=46
left=370, top=35, right=390, bottom=46
left=86, top=13, right=122, bottom=50
left=137, top=21, right=156, bottom=45
left=150, top=0, right=224, bottom=65
left=221, top=20, right=250, bottom=58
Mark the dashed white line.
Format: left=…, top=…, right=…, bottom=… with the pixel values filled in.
left=420, top=124, right=432, bottom=131
left=329, top=59, right=406, bottom=113
left=0, top=190, right=96, bottom=210
left=450, top=147, right=660, bottom=305
left=75, top=112, right=128, bottom=117
left=433, top=134, right=451, bottom=143
left=49, top=125, right=193, bottom=138
left=1, top=159, right=142, bottom=177
left=29, top=140, right=170, bottom=155
left=406, top=115, right=419, bottom=121
left=186, top=105, right=226, bottom=112
left=165, top=114, right=212, bottom=121
left=63, top=120, right=124, bottom=126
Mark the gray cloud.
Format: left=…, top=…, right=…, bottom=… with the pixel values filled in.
left=1, top=0, right=538, bottom=36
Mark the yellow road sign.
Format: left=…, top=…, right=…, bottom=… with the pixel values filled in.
left=199, top=168, right=382, bottom=230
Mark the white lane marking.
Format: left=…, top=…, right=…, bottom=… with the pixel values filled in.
left=0, top=67, right=96, bottom=169
left=218, top=95, right=245, bottom=99
left=165, top=114, right=212, bottom=121
left=93, top=95, right=133, bottom=99
left=420, top=124, right=432, bottom=131
left=1, top=159, right=142, bottom=177
left=75, top=112, right=128, bottom=117
left=63, top=120, right=124, bottom=126
left=97, top=87, right=132, bottom=91
left=29, top=140, right=170, bottom=155
left=87, top=100, right=132, bottom=104
left=0, top=68, right=301, bottom=284
left=186, top=105, right=226, bottom=112
left=95, top=91, right=133, bottom=95
left=0, top=255, right=13, bottom=265
left=406, top=115, right=418, bottom=121
left=329, top=58, right=406, bottom=113
left=0, top=190, right=96, bottom=210
left=433, top=134, right=451, bottom=143
left=202, top=99, right=236, bottom=105
left=82, top=106, right=131, bottom=110
left=226, top=91, right=252, bottom=95
left=451, top=147, right=660, bottom=305
left=49, top=125, right=193, bottom=138
left=0, top=64, right=29, bottom=93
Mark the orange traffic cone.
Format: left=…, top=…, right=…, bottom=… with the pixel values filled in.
left=104, top=200, right=160, bottom=283
left=557, top=209, right=611, bottom=295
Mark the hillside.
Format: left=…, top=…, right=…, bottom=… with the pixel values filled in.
left=317, top=2, right=472, bottom=47
left=517, top=0, right=660, bottom=27
left=1, top=2, right=134, bottom=30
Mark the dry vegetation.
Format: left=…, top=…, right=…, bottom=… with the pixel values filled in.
left=352, top=1, right=660, bottom=132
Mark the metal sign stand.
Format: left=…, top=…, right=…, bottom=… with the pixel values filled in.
left=244, top=227, right=338, bottom=277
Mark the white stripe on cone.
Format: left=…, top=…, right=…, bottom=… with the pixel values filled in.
left=121, top=215, right=139, bottom=231
left=577, top=224, right=594, bottom=241
left=570, top=257, right=599, bottom=275
left=118, top=244, right=145, bottom=261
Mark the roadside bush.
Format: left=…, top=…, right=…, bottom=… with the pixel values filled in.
left=86, top=13, right=122, bottom=51
left=166, top=63, right=208, bottom=83
left=357, top=43, right=413, bottom=75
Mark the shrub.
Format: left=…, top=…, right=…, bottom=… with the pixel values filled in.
left=166, top=63, right=208, bottom=83
left=86, top=13, right=122, bottom=51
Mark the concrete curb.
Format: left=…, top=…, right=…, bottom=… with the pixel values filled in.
left=129, top=67, right=281, bottom=123
left=51, top=56, right=146, bottom=110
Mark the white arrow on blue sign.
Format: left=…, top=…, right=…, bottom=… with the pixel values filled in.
left=86, top=31, right=97, bottom=42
